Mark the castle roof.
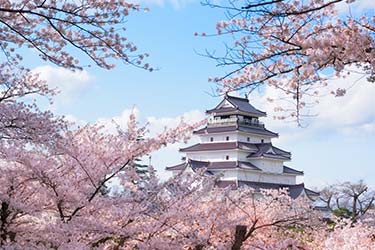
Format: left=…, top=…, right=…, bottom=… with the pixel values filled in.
left=193, top=125, right=278, bottom=137
left=283, top=166, right=303, bottom=175
left=179, top=142, right=291, bottom=161
left=166, top=159, right=302, bottom=176
left=206, top=94, right=266, bottom=117
left=247, top=143, right=291, bottom=160
left=180, top=142, right=258, bottom=153
left=166, top=159, right=261, bottom=171
left=216, top=181, right=318, bottom=199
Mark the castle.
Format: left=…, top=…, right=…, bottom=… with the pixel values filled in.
left=166, top=94, right=318, bottom=199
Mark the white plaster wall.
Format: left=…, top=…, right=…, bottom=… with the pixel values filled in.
left=219, top=100, right=233, bottom=108
left=237, top=133, right=271, bottom=143
left=186, top=151, right=238, bottom=161
left=199, top=132, right=272, bottom=144
left=219, top=170, right=296, bottom=185
left=248, top=159, right=284, bottom=174
left=217, top=170, right=238, bottom=180
left=200, top=133, right=238, bottom=143
left=237, top=151, right=250, bottom=161
left=186, top=150, right=250, bottom=162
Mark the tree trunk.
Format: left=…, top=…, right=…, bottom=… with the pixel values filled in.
left=231, top=225, right=247, bottom=250
left=352, top=196, right=358, bottom=221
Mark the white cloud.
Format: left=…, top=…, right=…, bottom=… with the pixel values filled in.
left=336, top=0, right=375, bottom=14
left=96, top=108, right=140, bottom=134
left=146, top=110, right=205, bottom=135
left=338, top=122, right=375, bottom=136
left=147, top=110, right=205, bottom=179
left=96, top=108, right=205, bottom=179
left=32, top=65, right=95, bottom=107
left=307, top=70, right=375, bottom=133
left=64, top=114, right=87, bottom=128
left=248, top=66, right=375, bottom=144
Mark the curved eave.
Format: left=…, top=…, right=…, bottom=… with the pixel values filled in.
left=304, top=188, right=320, bottom=197
left=283, top=166, right=304, bottom=176
left=236, top=181, right=307, bottom=199
left=180, top=142, right=258, bottom=153
left=247, top=155, right=291, bottom=161
left=272, top=146, right=291, bottom=155
left=165, top=162, right=186, bottom=171
left=206, top=108, right=266, bottom=117
left=193, top=126, right=279, bottom=138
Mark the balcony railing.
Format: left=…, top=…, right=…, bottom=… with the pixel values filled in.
left=208, top=117, right=264, bottom=128
left=208, top=117, right=237, bottom=126
left=240, top=119, right=264, bottom=128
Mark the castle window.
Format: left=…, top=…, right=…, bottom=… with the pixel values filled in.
left=226, top=136, right=229, bottom=141
left=261, top=139, right=264, bottom=143
left=247, top=137, right=250, bottom=142
left=210, top=137, right=214, bottom=142
left=225, top=155, right=229, bottom=160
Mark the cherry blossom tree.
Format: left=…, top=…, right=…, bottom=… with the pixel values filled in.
left=0, top=1, right=199, bottom=248
left=0, top=105, right=373, bottom=249
left=0, top=0, right=156, bottom=157
left=0, top=0, right=151, bottom=70
left=320, top=180, right=375, bottom=221
left=201, top=0, right=375, bottom=122
left=0, top=1, right=374, bottom=248
left=0, top=113, right=203, bottom=249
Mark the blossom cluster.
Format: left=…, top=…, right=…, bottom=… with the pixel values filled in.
left=205, top=0, right=375, bottom=121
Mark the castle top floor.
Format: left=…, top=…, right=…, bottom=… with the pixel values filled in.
left=206, top=94, right=266, bottom=128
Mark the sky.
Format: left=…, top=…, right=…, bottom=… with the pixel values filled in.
left=27, top=0, right=375, bottom=190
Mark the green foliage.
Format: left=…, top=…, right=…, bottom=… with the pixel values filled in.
left=332, top=208, right=352, bottom=218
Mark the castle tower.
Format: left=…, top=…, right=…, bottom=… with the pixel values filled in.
left=166, top=94, right=318, bottom=199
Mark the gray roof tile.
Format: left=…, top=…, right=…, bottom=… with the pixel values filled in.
left=283, top=166, right=304, bottom=175
left=206, top=95, right=266, bottom=117
left=166, top=159, right=261, bottom=171
left=247, top=143, right=291, bottom=160
left=193, top=125, right=278, bottom=137
left=237, top=181, right=306, bottom=199
left=165, top=162, right=186, bottom=171
left=180, top=142, right=258, bottom=153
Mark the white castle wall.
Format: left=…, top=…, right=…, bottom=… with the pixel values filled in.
left=237, top=133, right=271, bottom=143
left=250, top=159, right=284, bottom=174
left=215, top=169, right=296, bottom=185
left=200, top=133, right=238, bottom=143
left=186, top=151, right=249, bottom=162
left=200, top=132, right=271, bottom=144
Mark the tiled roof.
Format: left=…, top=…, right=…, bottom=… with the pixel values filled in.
left=166, top=159, right=261, bottom=171
left=247, top=143, right=291, bottom=160
left=180, top=142, right=258, bottom=153
left=203, top=161, right=261, bottom=170
left=305, top=188, right=320, bottom=197
left=237, top=161, right=261, bottom=170
left=238, top=126, right=278, bottom=137
left=193, top=125, right=278, bottom=137
left=166, top=162, right=316, bottom=199
left=194, top=125, right=238, bottom=134
left=283, top=166, right=303, bottom=175
left=165, top=162, right=186, bottom=171
left=180, top=142, right=291, bottom=160
left=206, top=94, right=266, bottom=117
left=237, top=181, right=306, bottom=199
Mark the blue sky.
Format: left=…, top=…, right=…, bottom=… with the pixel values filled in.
left=28, top=0, right=375, bottom=189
